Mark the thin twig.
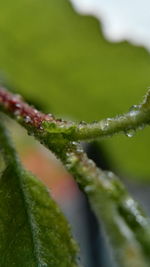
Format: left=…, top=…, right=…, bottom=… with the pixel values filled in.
left=0, top=88, right=150, bottom=142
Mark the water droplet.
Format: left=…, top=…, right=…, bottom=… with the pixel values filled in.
left=14, top=109, right=20, bottom=116
left=79, top=121, right=86, bottom=130
left=106, top=171, right=114, bottom=179
left=130, top=110, right=139, bottom=117
left=138, top=123, right=145, bottom=130
left=79, top=120, right=86, bottom=125
left=129, top=105, right=139, bottom=117
left=59, top=124, right=65, bottom=129
left=72, top=141, right=77, bottom=145
left=15, top=103, right=21, bottom=109
left=16, top=115, right=21, bottom=121
left=76, top=146, right=83, bottom=153
left=48, top=113, right=53, bottom=117
left=100, top=121, right=106, bottom=130
left=85, top=185, right=95, bottom=193
left=24, top=116, right=32, bottom=123
left=88, top=159, right=95, bottom=168
left=56, top=118, right=62, bottom=123
left=100, top=118, right=111, bottom=131
left=33, top=109, right=38, bottom=114
left=129, top=105, right=139, bottom=111
left=125, top=129, right=135, bottom=138
left=15, top=94, right=22, bottom=100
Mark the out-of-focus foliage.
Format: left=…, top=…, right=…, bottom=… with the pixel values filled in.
left=0, top=0, right=150, bottom=177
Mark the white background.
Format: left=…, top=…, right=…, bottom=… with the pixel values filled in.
left=71, top=0, right=150, bottom=51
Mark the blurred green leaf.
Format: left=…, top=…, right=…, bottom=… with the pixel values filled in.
left=0, top=0, right=150, bottom=176
left=0, top=122, right=78, bottom=267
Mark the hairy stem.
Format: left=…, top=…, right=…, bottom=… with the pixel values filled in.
left=64, top=145, right=150, bottom=266
left=0, top=88, right=150, bottom=142
left=1, top=87, right=150, bottom=266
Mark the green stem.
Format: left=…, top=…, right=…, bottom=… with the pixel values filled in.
left=64, top=145, right=150, bottom=266
left=43, top=89, right=150, bottom=141
left=1, top=88, right=150, bottom=142
left=1, top=87, right=150, bottom=266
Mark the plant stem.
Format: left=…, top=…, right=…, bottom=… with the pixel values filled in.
left=0, top=88, right=150, bottom=142
left=1, top=87, right=150, bottom=266
left=64, top=145, right=150, bottom=266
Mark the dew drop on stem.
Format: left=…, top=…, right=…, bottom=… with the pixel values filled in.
left=129, top=105, right=139, bottom=111
left=138, top=123, right=145, bottom=131
left=85, top=185, right=95, bottom=193
left=79, top=120, right=86, bottom=125
left=100, top=118, right=111, bottom=131
left=24, top=116, right=32, bottom=123
left=129, top=105, right=140, bottom=117
left=125, top=129, right=135, bottom=138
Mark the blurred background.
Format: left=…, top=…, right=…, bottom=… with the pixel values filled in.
left=1, top=0, right=150, bottom=266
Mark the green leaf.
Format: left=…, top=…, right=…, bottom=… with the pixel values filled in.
left=0, top=0, right=150, bottom=176
left=0, top=121, right=78, bottom=267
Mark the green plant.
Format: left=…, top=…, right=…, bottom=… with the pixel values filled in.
left=1, top=1, right=150, bottom=266
left=0, top=87, right=150, bottom=267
